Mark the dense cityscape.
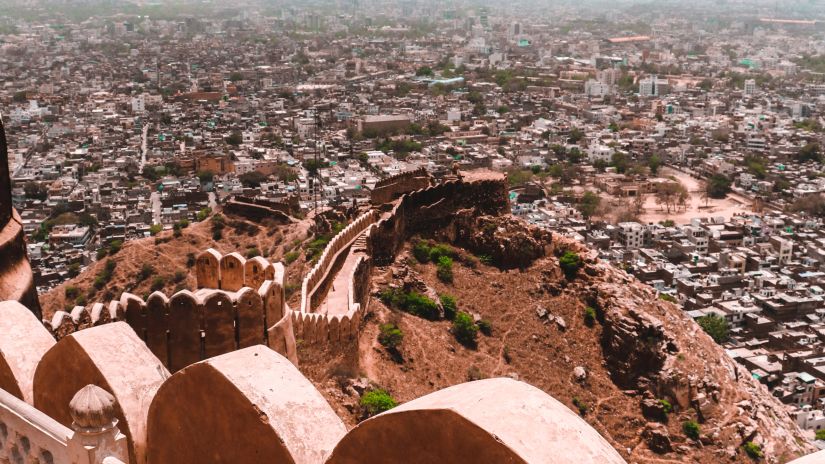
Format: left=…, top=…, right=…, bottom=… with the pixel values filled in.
left=3, top=0, right=825, bottom=462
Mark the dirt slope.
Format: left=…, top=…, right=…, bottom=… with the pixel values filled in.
left=312, top=233, right=813, bottom=464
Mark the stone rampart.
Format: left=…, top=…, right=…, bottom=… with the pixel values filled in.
left=368, top=176, right=508, bottom=265
left=224, top=196, right=294, bottom=223
left=300, top=210, right=377, bottom=314
left=44, top=285, right=295, bottom=372
left=369, top=167, right=431, bottom=205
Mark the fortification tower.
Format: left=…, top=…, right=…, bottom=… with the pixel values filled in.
left=0, top=117, right=41, bottom=317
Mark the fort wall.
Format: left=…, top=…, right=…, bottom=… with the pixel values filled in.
left=300, top=210, right=377, bottom=314
left=369, top=167, right=431, bottom=205
left=223, top=195, right=294, bottom=223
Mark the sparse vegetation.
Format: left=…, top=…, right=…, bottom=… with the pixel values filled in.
left=436, top=256, right=454, bottom=283
left=466, top=366, right=486, bottom=381
left=659, top=399, right=673, bottom=414
left=150, top=276, right=166, bottom=292
left=284, top=250, right=300, bottom=264
left=93, top=260, right=117, bottom=290
left=477, top=319, right=492, bottom=336
left=378, top=323, right=404, bottom=351
left=584, top=306, right=597, bottom=327
left=138, top=264, right=155, bottom=282
left=360, top=389, right=397, bottom=417
left=682, top=420, right=700, bottom=440
left=559, top=251, right=583, bottom=280
left=572, top=397, right=588, bottom=416
left=659, top=293, right=677, bottom=303
left=743, top=442, right=763, bottom=460
left=439, top=294, right=457, bottom=320
left=452, top=311, right=478, bottom=347
left=379, top=289, right=440, bottom=320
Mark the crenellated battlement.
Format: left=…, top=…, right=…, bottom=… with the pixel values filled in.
left=369, top=166, right=431, bottom=205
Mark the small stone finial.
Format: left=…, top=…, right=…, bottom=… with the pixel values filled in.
left=69, top=385, right=118, bottom=430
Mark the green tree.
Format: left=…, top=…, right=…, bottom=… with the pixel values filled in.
left=197, top=170, right=214, bottom=183
left=225, top=131, right=243, bottom=146
left=577, top=191, right=601, bottom=219
left=611, top=152, right=629, bottom=173
left=743, top=442, right=763, bottom=460
left=696, top=314, right=730, bottom=343
left=648, top=154, right=662, bottom=176
left=798, top=142, right=823, bottom=163
left=707, top=174, right=732, bottom=199
left=239, top=171, right=268, bottom=188
left=415, top=66, right=433, bottom=76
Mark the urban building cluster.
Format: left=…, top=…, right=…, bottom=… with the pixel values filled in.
left=3, top=0, right=825, bottom=443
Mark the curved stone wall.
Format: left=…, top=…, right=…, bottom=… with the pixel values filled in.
left=0, top=119, right=40, bottom=317
left=146, top=346, right=346, bottom=464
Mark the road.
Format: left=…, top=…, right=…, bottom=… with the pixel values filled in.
left=150, top=191, right=161, bottom=225
left=139, top=123, right=149, bottom=172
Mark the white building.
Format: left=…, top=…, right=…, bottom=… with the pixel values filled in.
left=639, top=76, right=669, bottom=97
left=584, top=79, right=611, bottom=98
left=744, top=79, right=757, bottom=96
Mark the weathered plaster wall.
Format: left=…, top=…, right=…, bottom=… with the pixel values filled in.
left=369, top=167, right=431, bottom=206
left=33, top=322, right=169, bottom=464
left=326, top=378, right=627, bottom=464
left=146, top=346, right=345, bottom=464
left=0, top=301, right=55, bottom=403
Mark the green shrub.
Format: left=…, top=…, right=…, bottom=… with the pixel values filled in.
left=379, top=289, right=440, bottom=320
left=466, top=366, right=486, bottom=381
left=428, top=243, right=455, bottom=262
left=477, top=254, right=493, bottom=265
left=452, top=312, right=478, bottom=347
left=659, top=293, right=677, bottom=303
left=65, top=286, right=79, bottom=300
left=477, top=319, right=492, bottom=336
left=360, top=389, right=397, bottom=417
left=138, top=264, right=155, bottom=282
left=572, top=397, right=588, bottom=416
left=378, top=323, right=404, bottom=350
left=412, top=241, right=432, bottom=263
left=743, top=442, right=763, bottom=460
left=74, top=295, right=87, bottom=306
left=559, top=251, right=582, bottom=280
left=212, top=229, right=223, bottom=240
left=149, top=224, right=162, bottom=236
left=816, top=429, right=825, bottom=440
left=108, top=240, right=123, bottom=255
left=284, top=250, right=300, bottom=264
left=440, top=294, right=457, bottom=320
left=658, top=399, right=672, bottom=414
left=186, top=253, right=196, bottom=268
left=682, top=420, right=700, bottom=440
left=196, top=207, right=212, bottom=222
left=173, top=271, right=186, bottom=283
left=584, top=306, right=597, bottom=327
left=246, top=247, right=261, bottom=258
left=436, top=256, right=454, bottom=283
left=150, top=276, right=166, bottom=292
left=96, top=248, right=108, bottom=260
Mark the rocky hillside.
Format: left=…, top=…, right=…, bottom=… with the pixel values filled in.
left=310, top=214, right=813, bottom=464
left=40, top=211, right=316, bottom=317
left=43, top=208, right=815, bottom=463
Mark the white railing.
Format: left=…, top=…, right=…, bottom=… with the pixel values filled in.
left=0, top=386, right=129, bottom=464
